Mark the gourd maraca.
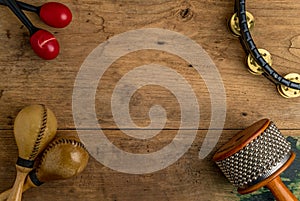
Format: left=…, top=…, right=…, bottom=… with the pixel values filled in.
left=7, top=105, right=57, bottom=201
left=0, top=137, right=89, bottom=201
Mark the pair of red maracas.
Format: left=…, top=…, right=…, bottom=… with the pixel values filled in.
left=0, top=0, right=72, bottom=60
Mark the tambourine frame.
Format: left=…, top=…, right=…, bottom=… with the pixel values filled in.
left=235, top=0, right=300, bottom=91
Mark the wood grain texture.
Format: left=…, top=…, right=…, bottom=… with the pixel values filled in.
left=0, top=0, right=300, bottom=200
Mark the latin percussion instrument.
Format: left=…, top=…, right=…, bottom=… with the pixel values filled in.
left=0, top=137, right=89, bottom=201
left=0, top=0, right=72, bottom=60
left=8, top=105, right=57, bottom=201
left=213, top=119, right=297, bottom=201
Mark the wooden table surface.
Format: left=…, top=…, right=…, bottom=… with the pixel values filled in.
left=0, top=0, right=300, bottom=200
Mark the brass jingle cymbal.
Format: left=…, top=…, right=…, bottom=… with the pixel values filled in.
left=229, top=11, right=255, bottom=37
left=247, top=49, right=272, bottom=75
left=277, top=73, right=300, bottom=98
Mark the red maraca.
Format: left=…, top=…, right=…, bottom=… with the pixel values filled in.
left=39, top=2, right=72, bottom=28
left=2, top=0, right=59, bottom=60
left=29, top=30, right=59, bottom=60
left=0, top=0, right=72, bottom=59
left=6, top=1, right=73, bottom=28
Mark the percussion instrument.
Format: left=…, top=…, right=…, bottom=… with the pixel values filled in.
left=229, top=0, right=300, bottom=98
left=0, top=0, right=72, bottom=60
left=8, top=105, right=57, bottom=201
left=0, top=137, right=89, bottom=201
left=213, top=119, right=297, bottom=201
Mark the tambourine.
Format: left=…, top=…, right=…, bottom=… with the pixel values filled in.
left=228, top=0, right=300, bottom=98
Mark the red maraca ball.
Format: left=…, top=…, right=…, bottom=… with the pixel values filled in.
left=39, top=2, right=72, bottom=28
left=30, top=30, right=60, bottom=60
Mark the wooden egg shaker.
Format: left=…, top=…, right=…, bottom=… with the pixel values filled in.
left=213, top=119, right=298, bottom=201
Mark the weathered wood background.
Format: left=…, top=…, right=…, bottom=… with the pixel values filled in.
left=0, top=0, right=299, bottom=200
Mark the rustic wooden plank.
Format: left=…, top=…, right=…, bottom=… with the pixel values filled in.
left=0, top=0, right=300, bottom=200
left=0, top=0, right=299, bottom=130
left=0, top=130, right=299, bottom=201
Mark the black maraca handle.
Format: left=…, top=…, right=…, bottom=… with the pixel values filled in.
left=2, top=0, right=38, bottom=35
left=12, top=0, right=39, bottom=13
left=0, top=0, right=38, bottom=12
left=0, top=0, right=72, bottom=28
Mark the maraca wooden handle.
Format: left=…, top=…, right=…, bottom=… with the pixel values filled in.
left=0, top=178, right=32, bottom=201
left=0, top=189, right=10, bottom=201
left=266, top=176, right=298, bottom=201
left=7, top=165, right=31, bottom=201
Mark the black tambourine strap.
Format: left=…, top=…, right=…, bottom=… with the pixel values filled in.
left=235, top=0, right=300, bottom=91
